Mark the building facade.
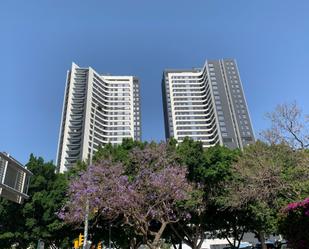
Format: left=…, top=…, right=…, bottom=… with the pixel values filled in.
left=0, top=152, right=32, bottom=204
left=162, top=59, right=254, bottom=149
left=57, top=63, right=141, bottom=172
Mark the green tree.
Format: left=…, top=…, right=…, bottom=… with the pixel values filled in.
left=223, top=141, right=309, bottom=249
left=170, top=139, right=241, bottom=249
left=0, top=154, right=75, bottom=249
left=93, top=138, right=146, bottom=165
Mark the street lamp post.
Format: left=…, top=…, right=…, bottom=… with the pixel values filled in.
left=109, top=223, right=111, bottom=249
left=83, top=104, right=101, bottom=249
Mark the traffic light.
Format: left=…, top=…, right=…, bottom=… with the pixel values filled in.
left=78, top=233, right=84, bottom=247
left=73, top=239, right=79, bottom=249
left=97, top=241, right=102, bottom=249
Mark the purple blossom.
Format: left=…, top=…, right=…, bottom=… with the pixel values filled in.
left=59, top=143, right=193, bottom=248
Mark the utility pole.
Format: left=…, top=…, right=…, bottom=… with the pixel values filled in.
left=109, top=223, right=111, bottom=249
left=83, top=104, right=101, bottom=249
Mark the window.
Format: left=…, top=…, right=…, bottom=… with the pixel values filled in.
left=218, top=111, right=223, bottom=115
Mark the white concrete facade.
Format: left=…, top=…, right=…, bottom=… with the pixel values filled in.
left=162, top=59, right=254, bottom=149
left=0, top=152, right=32, bottom=204
left=162, top=67, right=221, bottom=147
left=56, top=63, right=141, bottom=172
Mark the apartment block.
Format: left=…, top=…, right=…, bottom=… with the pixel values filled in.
left=162, top=59, right=254, bottom=149
left=56, top=63, right=141, bottom=172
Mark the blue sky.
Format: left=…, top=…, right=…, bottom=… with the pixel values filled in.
left=0, top=0, right=308, bottom=164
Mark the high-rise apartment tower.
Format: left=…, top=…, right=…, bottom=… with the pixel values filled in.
left=57, top=63, right=141, bottom=172
left=162, top=59, right=254, bottom=149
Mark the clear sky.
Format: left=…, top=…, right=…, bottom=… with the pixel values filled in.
left=0, top=0, right=308, bottom=164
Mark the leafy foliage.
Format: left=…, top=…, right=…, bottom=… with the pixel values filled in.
left=169, top=139, right=241, bottom=249
left=2, top=136, right=309, bottom=249
left=222, top=141, right=309, bottom=248
left=61, top=143, right=192, bottom=249
left=279, top=197, right=309, bottom=249
left=0, top=154, right=74, bottom=249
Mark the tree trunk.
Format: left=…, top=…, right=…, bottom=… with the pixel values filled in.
left=259, top=231, right=267, bottom=249
left=172, top=240, right=182, bottom=249
left=151, top=222, right=167, bottom=249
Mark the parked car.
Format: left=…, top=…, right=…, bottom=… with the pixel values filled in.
left=223, top=242, right=253, bottom=249
left=277, top=242, right=292, bottom=249
left=255, top=242, right=276, bottom=249
left=223, top=247, right=253, bottom=249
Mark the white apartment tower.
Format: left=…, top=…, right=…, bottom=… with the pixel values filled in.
left=57, top=63, right=141, bottom=172
left=162, top=59, right=254, bottom=149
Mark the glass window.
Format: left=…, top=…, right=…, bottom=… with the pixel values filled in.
left=218, top=111, right=223, bottom=115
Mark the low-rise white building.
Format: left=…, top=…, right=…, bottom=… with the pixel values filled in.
left=0, top=152, right=32, bottom=204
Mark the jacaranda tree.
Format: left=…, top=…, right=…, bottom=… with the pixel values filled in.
left=60, top=143, right=193, bottom=249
